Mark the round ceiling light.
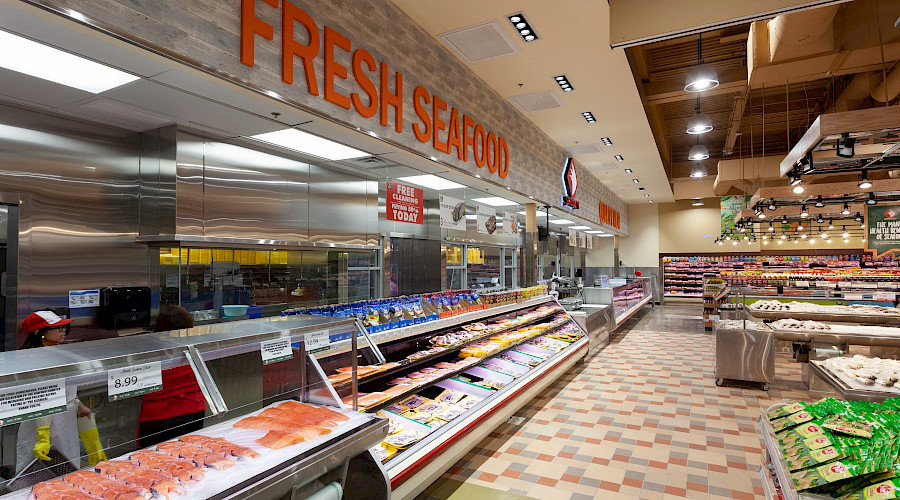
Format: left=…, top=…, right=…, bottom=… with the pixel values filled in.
left=690, top=164, right=708, bottom=178
left=688, top=144, right=709, bottom=160
left=684, top=64, right=720, bottom=92
left=686, top=112, right=713, bottom=134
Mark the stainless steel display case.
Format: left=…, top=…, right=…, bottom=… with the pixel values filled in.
left=714, top=321, right=775, bottom=389
left=582, top=277, right=652, bottom=330
left=0, top=315, right=388, bottom=500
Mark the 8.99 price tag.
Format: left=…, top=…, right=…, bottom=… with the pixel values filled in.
left=107, top=362, right=163, bottom=401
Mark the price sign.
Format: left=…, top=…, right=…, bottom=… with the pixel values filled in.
left=854, top=282, right=877, bottom=289
left=874, top=291, right=896, bottom=302
left=795, top=281, right=809, bottom=288
left=305, top=330, right=331, bottom=353
left=0, top=379, right=67, bottom=426
left=879, top=282, right=895, bottom=289
left=261, top=337, right=293, bottom=365
left=838, top=281, right=852, bottom=289
left=107, top=362, right=162, bottom=401
left=844, top=293, right=864, bottom=301
left=816, top=281, right=836, bottom=289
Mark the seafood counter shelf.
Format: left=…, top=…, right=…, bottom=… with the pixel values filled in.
left=747, top=301, right=900, bottom=326
left=2, top=402, right=385, bottom=500
left=809, top=361, right=899, bottom=402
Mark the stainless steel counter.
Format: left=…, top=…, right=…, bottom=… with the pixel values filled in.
left=568, top=305, right=612, bottom=352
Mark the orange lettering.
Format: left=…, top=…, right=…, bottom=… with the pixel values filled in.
left=486, top=132, right=498, bottom=173
left=447, top=108, right=462, bottom=160
left=473, top=125, right=486, bottom=168
left=240, top=0, right=276, bottom=67
left=432, top=95, right=449, bottom=154
left=282, top=1, right=319, bottom=95
left=462, top=114, right=474, bottom=162
left=412, top=86, right=432, bottom=143
left=498, top=137, right=509, bottom=178
left=351, top=48, right=377, bottom=118
left=379, top=62, right=403, bottom=133
left=323, top=26, right=351, bottom=109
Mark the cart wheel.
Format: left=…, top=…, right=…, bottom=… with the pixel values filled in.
left=762, top=384, right=769, bottom=391
left=715, top=378, right=724, bottom=386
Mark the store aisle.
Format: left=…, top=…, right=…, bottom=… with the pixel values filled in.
left=417, top=304, right=830, bottom=500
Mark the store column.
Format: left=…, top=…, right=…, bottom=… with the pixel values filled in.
left=613, top=235, right=620, bottom=277
left=523, top=203, right=538, bottom=286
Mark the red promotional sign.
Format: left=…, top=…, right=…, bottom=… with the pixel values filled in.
left=386, top=182, right=423, bottom=224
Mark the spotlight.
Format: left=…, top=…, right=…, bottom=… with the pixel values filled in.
left=790, top=176, right=803, bottom=186
left=763, top=235, right=768, bottom=240
left=777, top=239, right=783, bottom=245
left=860, top=223, right=865, bottom=229
left=794, top=238, right=799, bottom=244
left=841, top=203, right=851, bottom=215
left=768, top=223, right=774, bottom=232
left=842, top=231, right=849, bottom=238
left=768, top=201, right=777, bottom=211
left=822, top=232, right=828, bottom=240
left=725, top=234, right=731, bottom=241
left=801, top=233, right=807, bottom=239
left=800, top=205, right=809, bottom=218
left=508, top=14, right=539, bottom=42
left=692, top=198, right=704, bottom=207
left=855, top=212, right=863, bottom=222
left=814, top=196, right=825, bottom=208
left=686, top=111, right=713, bottom=134
left=817, top=215, right=824, bottom=224
left=837, top=133, right=856, bottom=159
left=781, top=234, right=787, bottom=240
left=732, top=240, right=738, bottom=246
left=867, top=192, right=877, bottom=205
left=828, top=220, right=835, bottom=229
left=798, top=224, right=804, bottom=231
left=793, top=183, right=805, bottom=194
left=858, top=170, right=872, bottom=189
left=763, top=240, right=769, bottom=245
left=684, top=64, right=720, bottom=92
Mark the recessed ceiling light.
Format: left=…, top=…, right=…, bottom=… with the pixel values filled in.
left=550, top=219, right=574, bottom=224
left=614, top=155, right=624, bottom=162
left=648, top=200, right=654, bottom=203
left=0, top=29, right=140, bottom=93
left=644, top=194, right=650, bottom=197
left=586, top=230, right=605, bottom=234
left=632, top=179, right=640, bottom=183
left=582, top=112, right=596, bottom=123
left=624, top=168, right=633, bottom=174
left=570, top=226, right=591, bottom=230
left=472, top=197, right=516, bottom=206
left=638, top=187, right=646, bottom=191
left=600, top=137, right=613, bottom=146
left=475, top=174, right=482, bottom=178
left=554, top=75, right=574, bottom=92
left=396, top=175, right=465, bottom=190
left=248, top=129, right=368, bottom=160
left=508, top=13, right=539, bottom=42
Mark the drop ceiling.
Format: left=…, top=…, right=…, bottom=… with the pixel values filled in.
left=390, top=0, right=673, bottom=204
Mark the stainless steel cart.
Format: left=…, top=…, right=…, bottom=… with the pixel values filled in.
left=714, top=321, right=775, bottom=390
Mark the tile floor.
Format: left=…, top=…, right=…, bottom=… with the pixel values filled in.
left=416, top=304, right=834, bottom=500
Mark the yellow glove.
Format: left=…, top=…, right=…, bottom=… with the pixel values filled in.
left=34, top=425, right=51, bottom=461
left=77, top=414, right=107, bottom=465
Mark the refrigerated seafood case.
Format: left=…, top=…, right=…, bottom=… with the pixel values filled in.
left=307, top=295, right=590, bottom=500
left=0, top=315, right=388, bottom=500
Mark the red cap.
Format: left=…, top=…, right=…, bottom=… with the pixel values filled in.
left=21, top=311, right=74, bottom=335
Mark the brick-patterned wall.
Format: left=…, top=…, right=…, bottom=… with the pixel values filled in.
left=30, top=0, right=628, bottom=234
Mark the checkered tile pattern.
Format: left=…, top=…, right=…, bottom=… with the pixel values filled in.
left=417, top=305, right=832, bottom=500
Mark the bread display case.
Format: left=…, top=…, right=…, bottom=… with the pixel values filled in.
left=297, top=295, right=590, bottom=500
left=0, top=315, right=388, bottom=500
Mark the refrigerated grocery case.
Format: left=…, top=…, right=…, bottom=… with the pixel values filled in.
left=0, top=315, right=388, bottom=500
left=307, top=295, right=590, bottom=500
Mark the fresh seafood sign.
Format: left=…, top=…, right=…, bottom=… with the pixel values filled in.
left=476, top=205, right=497, bottom=234
left=440, top=195, right=466, bottom=230
left=386, top=181, right=423, bottom=224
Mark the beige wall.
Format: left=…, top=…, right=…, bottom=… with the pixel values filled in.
left=586, top=236, right=616, bottom=267
left=619, top=203, right=660, bottom=267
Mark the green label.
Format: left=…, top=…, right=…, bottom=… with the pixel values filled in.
left=109, top=385, right=163, bottom=402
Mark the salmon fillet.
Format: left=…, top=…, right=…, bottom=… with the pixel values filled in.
left=254, top=425, right=332, bottom=449
left=276, top=401, right=317, bottom=413
left=178, top=435, right=259, bottom=460
left=95, top=461, right=185, bottom=500
left=31, top=480, right=97, bottom=500
left=129, top=451, right=205, bottom=482
left=156, top=441, right=235, bottom=470
left=63, top=470, right=149, bottom=500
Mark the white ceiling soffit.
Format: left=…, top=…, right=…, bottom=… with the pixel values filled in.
left=586, top=162, right=618, bottom=171
left=566, top=144, right=605, bottom=156
left=437, top=19, right=523, bottom=63
left=73, top=98, right=174, bottom=131
left=508, top=90, right=565, bottom=113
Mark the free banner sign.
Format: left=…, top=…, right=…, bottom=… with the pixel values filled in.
left=386, top=181, right=423, bottom=224
left=867, top=205, right=900, bottom=257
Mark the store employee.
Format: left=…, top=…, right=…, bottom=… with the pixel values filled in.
left=15, top=311, right=107, bottom=473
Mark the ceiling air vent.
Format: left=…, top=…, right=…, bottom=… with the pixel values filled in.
left=565, top=144, right=604, bottom=156
left=438, top=20, right=522, bottom=64
left=509, top=90, right=564, bottom=113
left=586, top=162, right=618, bottom=171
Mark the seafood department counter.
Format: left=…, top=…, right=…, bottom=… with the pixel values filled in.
left=0, top=314, right=389, bottom=500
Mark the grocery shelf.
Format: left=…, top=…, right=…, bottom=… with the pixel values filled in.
left=808, top=361, right=897, bottom=402
left=758, top=464, right=777, bottom=500
left=758, top=408, right=800, bottom=500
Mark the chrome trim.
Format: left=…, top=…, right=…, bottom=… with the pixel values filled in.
left=184, top=347, right=221, bottom=416
left=135, top=234, right=379, bottom=251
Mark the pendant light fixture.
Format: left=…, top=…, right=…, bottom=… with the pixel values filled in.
left=684, top=35, right=719, bottom=92
left=867, top=192, right=877, bottom=205
left=858, top=170, right=872, bottom=189
left=841, top=203, right=851, bottom=215
left=686, top=98, right=713, bottom=134
left=688, top=142, right=709, bottom=160
left=690, top=163, right=708, bottom=178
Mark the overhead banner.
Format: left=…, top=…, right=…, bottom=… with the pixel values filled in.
left=866, top=205, right=900, bottom=258
left=439, top=195, right=466, bottom=231
left=568, top=229, right=577, bottom=247
left=504, top=214, right=520, bottom=235
left=587, top=235, right=594, bottom=249
left=385, top=181, right=423, bottom=224
left=476, top=205, right=497, bottom=235
left=721, top=195, right=751, bottom=233
left=580, top=232, right=587, bottom=248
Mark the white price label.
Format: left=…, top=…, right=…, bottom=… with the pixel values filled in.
left=261, top=337, right=294, bottom=365
left=795, top=281, right=809, bottom=287
left=874, top=291, right=896, bottom=302
left=838, top=281, right=852, bottom=289
left=844, top=293, right=864, bottom=301
left=879, top=282, right=895, bottom=289
left=709, top=315, right=720, bottom=321
left=854, top=282, right=877, bottom=289
left=0, top=379, right=67, bottom=426
left=108, top=362, right=163, bottom=401
left=305, top=331, right=331, bottom=353
left=816, top=281, right=836, bottom=289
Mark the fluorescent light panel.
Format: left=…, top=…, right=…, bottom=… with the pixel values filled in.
left=585, top=230, right=605, bottom=234
left=464, top=214, right=477, bottom=220
left=554, top=75, right=574, bottom=92
left=248, top=129, right=368, bottom=160
left=570, top=226, right=591, bottom=230
left=614, top=155, right=624, bottom=161
left=600, top=137, right=613, bottom=146
left=581, top=112, right=596, bottom=123
left=550, top=219, right=574, bottom=224
left=472, top=197, right=516, bottom=206
left=396, top=174, right=465, bottom=190
left=0, top=30, right=139, bottom=93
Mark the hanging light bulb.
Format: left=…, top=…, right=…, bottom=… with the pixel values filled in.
left=854, top=212, right=863, bottom=222
left=814, top=196, right=825, bottom=208
left=688, top=144, right=709, bottom=160
left=777, top=239, right=783, bottom=245
left=686, top=111, right=713, bottom=134
left=793, top=182, right=805, bottom=194
left=800, top=205, right=809, bottom=218
left=763, top=239, right=769, bottom=245
left=858, top=171, right=872, bottom=189
left=817, top=215, right=825, bottom=224
left=842, top=230, right=849, bottom=238
left=763, top=235, right=768, bottom=240
left=828, top=220, right=835, bottom=229
left=768, top=201, right=777, bottom=211
left=794, top=238, right=799, bottom=244
left=717, top=240, right=723, bottom=246
left=690, top=163, right=708, bottom=178
left=867, top=192, right=877, bottom=205
left=841, top=203, right=851, bottom=215
left=801, top=233, right=807, bottom=239
left=732, top=240, right=738, bottom=246
left=780, top=234, right=787, bottom=240
left=822, top=232, right=828, bottom=240
left=684, top=35, right=720, bottom=92
left=768, top=223, right=774, bottom=232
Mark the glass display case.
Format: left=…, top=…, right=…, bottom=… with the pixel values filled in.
left=0, top=316, right=388, bottom=500
left=304, top=295, right=590, bottom=500
left=584, top=278, right=652, bottom=329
